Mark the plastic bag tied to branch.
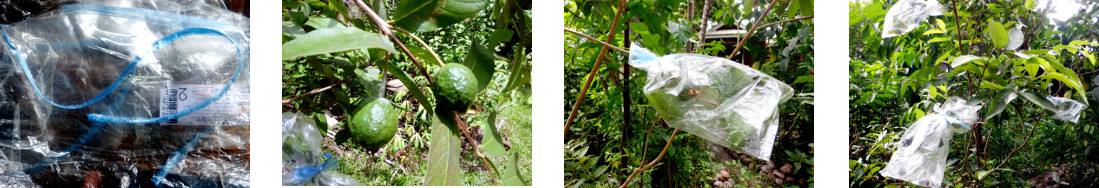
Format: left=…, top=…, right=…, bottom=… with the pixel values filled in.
left=0, top=0, right=250, bottom=186
left=880, top=97, right=980, bottom=188
left=282, top=112, right=364, bottom=186
left=882, top=0, right=944, bottom=38
left=628, top=43, right=794, bottom=161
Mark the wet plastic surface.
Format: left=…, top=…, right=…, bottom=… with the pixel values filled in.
left=282, top=112, right=363, bottom=186
left=880, top=97, right=980, bottom=188
left=882, top=0, right=944, bottom=38
left=629, top=43, right=793, bottom=161
left=0, top=0, right=249, bottom=187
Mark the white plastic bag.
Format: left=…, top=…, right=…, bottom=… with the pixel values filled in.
left=882, top=0, right=944, bottom=38
left=629, top=43, right=793, bottom=161
left=880, top=97, right=980, bottom=187
left=282, top=112, right=364, bottom=186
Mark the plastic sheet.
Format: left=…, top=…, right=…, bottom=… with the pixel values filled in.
left=1019, top=93, right=1086, bottom=123
left=629, top=43, right=793, bottom=161
left=880, top=97, right=980, bottom=188
left=882, top=0, right=944, bottom=38
left=0, top=0, right=250, bottom=187
left=282, top=112, right=364, bottom=186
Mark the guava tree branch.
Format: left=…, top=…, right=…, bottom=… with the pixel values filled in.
left=618, top=128, right=679, bottom=188
left=282, top=76, right=355, bottom=104
left=352, top=0, right=434, bottom=84
left=564, top=28, right=629, bottom=53
left=726, top=0, right=814, bottom=60
left=394, top=27, right=446, bottom=66
left=564, top=0, right=628, bottom=138
left=453, top=111, right=501, bottom=185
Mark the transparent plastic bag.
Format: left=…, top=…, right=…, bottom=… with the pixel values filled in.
left=282, top=112, right=364, bottom=186
left=882, top=0, right=944, bottom=38
left=0, top=0, right=249, bottom=187
left=1019, top=93, right=1086, bottom=123
left=629, top=43, right=793, bottom=161
left=880, top=97, right=980, bottom=188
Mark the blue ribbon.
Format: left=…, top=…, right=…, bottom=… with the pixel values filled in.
left=152, top=126, right=214, bottom=185
left=932, top=106, right=971, bottom=130
left=290, top=153, right=339, bottom=185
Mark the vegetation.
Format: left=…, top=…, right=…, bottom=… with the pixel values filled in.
left=564, top=0, right=814, bottom=187
left=281, top=0, right=531, bottom=185
left=849, top=0, right=1099, bottom=187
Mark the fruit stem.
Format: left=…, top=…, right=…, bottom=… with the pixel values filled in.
left=453, top=111, right=502, bottom=185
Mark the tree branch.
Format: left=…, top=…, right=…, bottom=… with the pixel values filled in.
left=728, top=15, right=814, bottom=60
left=728, top=0, right=779, bottom=60
left=394, top=27, right=446, bottom=66
left=564, top=0, right=628, bottom=138
left=453, top=111, right=501, bottom=185
left=564, top=28, right=629, bottom=54
left=352, top=0, right=434, bottom=84
left=618, top=128, right=679, bottom=188
left=282, top=76, right=355, bottom=104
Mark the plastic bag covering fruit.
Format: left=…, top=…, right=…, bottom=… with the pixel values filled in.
left=433, top=63, right=478, bottom=112
left=282, top=112, right=365, bottom=186
left=882, top=0, right=944, bottom=38
left=0, top=0, right=250, bottom=186
left=629, top=43, right=794, bottom=161
left=880, top=97, right=980, bottom=188
left=349, top=97, right=399, bottom=151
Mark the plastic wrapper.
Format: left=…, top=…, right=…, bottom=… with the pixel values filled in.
left=0, top=0, right=250, bottom=187
left=880, top=97, right=980, bottom=188
left=282, top=112, right=364, bottom=186
left=1019, top=93, right=1086, bottom=123
left=882, top=0, right=944, bottom=38
left=628, top=43, right=793, bottom=161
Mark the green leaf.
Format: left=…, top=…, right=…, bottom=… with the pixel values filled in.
left=487, top=28, right=515, bottom=48
left=923, top=29, right=945, bottom=35
left=407, top=46, right=442, bottom=67
left=282, top=22, right=306, bottom=38
left=462, top=41, right=497, bottom=92
left=1022, top=49, right=1049, bottom=55
left=798, top=0, right=813, bottom=16
left=983, top=86, right=1017, bottom=120
left=385, top=61, right=433, bottom=115
left=305, top=17, right=346, bottom=30
left=794, top=75, right=814, bottom=84
left=481, top=111, right=506, bottom=157
left=500, top=152, right=529, bottom=186
left=927, top=37, right=951, bottom=43
left=392, top=0, right=490, bottom=32
left=936, top=19, right=947, bottom=31
left=503, top=49, right=529, bottom=93
left=282, top=27, right=397, bottom=60
left=950, top=55, right=985, bottom=68
left=987, top=20, right=1009, bottom=49
left=1006, top=25, right=1024, bottom=50
left=743, top=0, right=755, bottom=16
left=425, top=116, right=462, bottom=185
left=1020, top=89, right=1057, bottom=111
left=1038, top=72, right=1086, bottom=99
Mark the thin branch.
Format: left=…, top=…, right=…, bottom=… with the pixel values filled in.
left=453, top=111, right=501, bottom=185
left=697, top=0, right=712, bottom=51
left=728, top=15, right=814, bottom=59
left=564, top=0, right=628, bottom=138
left=994, top=112, right=1044, bottom=170
left=728, top=0, right=779, bottom=60
left=618, top=128, right=679, bottom=188
left=282, top=76, right=355, bottom=104
left=564, top=28, right=629, bottom=53
left=352, top=0, right=434, bottom=84
left=394, top=27, right=446, bottom=66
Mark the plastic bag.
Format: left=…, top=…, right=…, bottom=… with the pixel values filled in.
left=629, top=43, right=793, bottom=161
left=0, top=0, right=249, bottom=187
left=1019, top=93, right=1086, bottom=123
left=882, top=0, right=944, bottom=38
left=880, top=97, right=980, bottom=188
left=282, top=112, right=364, bottom=186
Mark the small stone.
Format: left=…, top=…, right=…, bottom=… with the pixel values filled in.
left=785, top=177, right=795, bottom=184
left=799, top=178, right=808, bottom=185
left=713, top=181, right=723, bottom=187
left=723, top=181, right=734, bottom=187
left=760, top=165, right=773, bottom=174
left=720, top=170, right=730, bottom=179
left=774, top=171, right=786, bottom=179
left=767, top=161, right=775, bottom=167
left=740, top=156, right=752, bottom=163
left=781, top=163, right=795, bottom=174
left=774, top=178, right=784, bottom=185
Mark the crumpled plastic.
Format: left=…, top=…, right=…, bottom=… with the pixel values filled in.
left=1019, top=92, right=1086, bottom=123
left=880, top=97, right=980, bottom=188
left=882, top=0, right=944, bottom=38
left=282, top=112, right=364, bottom=186
left=0, top=0, right=249, bottom=187
left=629, top=43, right=793, bottom=161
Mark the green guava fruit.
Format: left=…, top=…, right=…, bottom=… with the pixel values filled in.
left=432, top=63, right=478, bottom=112
left=348, top=98, right=399, bottom=151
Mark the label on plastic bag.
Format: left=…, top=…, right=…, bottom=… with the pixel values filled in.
left=160, top=83, right=250, bottom=126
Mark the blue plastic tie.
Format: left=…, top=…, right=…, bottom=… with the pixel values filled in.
left=290, top=153, right=339, bottom=185
left=22, top=84, right=132, bottom=174
left=3, top=26, right=245, bottom=124
left=152, top=126, right=214, bottom=185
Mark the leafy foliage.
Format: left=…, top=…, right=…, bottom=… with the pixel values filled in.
left=282, top=0, right=531, bottom=185
left=565, top=0, right=814, bottom=187
left=850, top=0, right=1099, bottom=187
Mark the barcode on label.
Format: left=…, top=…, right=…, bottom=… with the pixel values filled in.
left=167, top=88, right=178, bottom=123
